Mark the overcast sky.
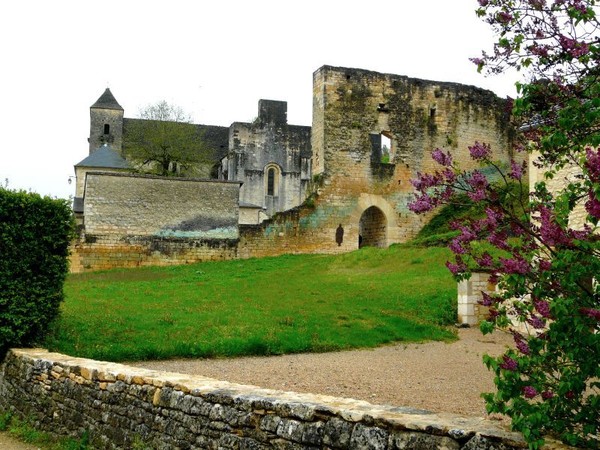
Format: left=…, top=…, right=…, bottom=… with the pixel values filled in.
left=0, top=0, right=519, bottom=200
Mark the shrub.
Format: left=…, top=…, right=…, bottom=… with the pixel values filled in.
left=0, top=188, right=74, bottom=357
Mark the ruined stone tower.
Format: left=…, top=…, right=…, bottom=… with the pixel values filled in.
left=308, top=66, right=515, bottom=249
left=88, top=88, right=124, bottom=154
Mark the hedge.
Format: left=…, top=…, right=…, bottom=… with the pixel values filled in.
left=0, top=188, right=74, bottom=357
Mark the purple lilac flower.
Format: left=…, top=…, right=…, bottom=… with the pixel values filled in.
left=478, top=0, right=489, bottom=6
left=500, top=257, right=530, bottom=274
left=449, top=239, right=467, bottom=255
left=530, top=43, right=550, bottom=57
left=440, top=186, right=454, bottom=202
left=542, top=390, right=554, bottom=400
left=523, top=386, right=538, bottom=399
left=580, top=308, right=600, bottom=321
left=539, top=259, right=552, bottom=271
left=528, top=315, right=546, bottom=329
left=514, top=336, right=531, bottom=355
left=585, top=192, right=600, bottom=219
left=483, top=207, right=502, bottom=229
left=470, top=57, right=485, bottom=66
left=442, top=168, right=456, bottom=183
left=468, top=142, right=492, bottom=160
left=467, top=171, right=489, bottom=201
left=431, top=148, right=453, bottom=166
left=565, top=390, right=575, bottom=399
left=500, top=355, right=518, bottom=371
left=479, top=291, right=496, bottom=307
left=468, top=189, right=486, bottom=202
left=446, top=255, right=467, bottom=275
left=411, top=172, right=442, bottom=191
left=570, top=0, right=588, bottom=13
left=408, top=193, right=436, bottom=213
left=488, top=231, right=510, bottom=251
left=458, top=226, right=478, bottom=243
left=468, top=171, right=489, bottom=189
left=559, top=35, right=590, bottom=58
left=534, top=299, right=552, bottom=318
left=497, top=11, right=514, bottom=23
left=539, top=206, right=571, bottom=247
left=509, top=160, right=525, bottom=180
left=586, top=147, right=600, bottom=182
left=475, top=252, right=494, bottom=268
left=446, top=260, right=467, bottom=276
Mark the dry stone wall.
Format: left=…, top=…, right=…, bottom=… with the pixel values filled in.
left=1, top=348, right=570, bottom=450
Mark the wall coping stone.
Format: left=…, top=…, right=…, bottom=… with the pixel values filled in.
left=1, top=348, right=574, bottom=449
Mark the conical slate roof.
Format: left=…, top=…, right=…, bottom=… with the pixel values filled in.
left=90, top=88, right=123, bottom=110
left=75, top=144, right=131, bottom=169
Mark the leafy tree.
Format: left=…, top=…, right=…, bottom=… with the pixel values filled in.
left=124, top=100, right=215, bottom=177
left=410, top=0, right=599, bottom=447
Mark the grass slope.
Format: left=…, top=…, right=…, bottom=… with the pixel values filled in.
left=46, top=245, right=456, bottom=362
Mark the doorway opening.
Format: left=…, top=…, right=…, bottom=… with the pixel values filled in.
left=359, top=206, right=387, bottom=248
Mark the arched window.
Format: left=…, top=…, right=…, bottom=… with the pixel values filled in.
left=264, top=164, right=280, bottom=197
left=267, top=167, right=275, bottom=196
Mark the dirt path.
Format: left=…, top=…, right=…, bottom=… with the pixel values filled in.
left=135, top=328, right=513, bottom=420
left=0, top=432, right=40, bottom=450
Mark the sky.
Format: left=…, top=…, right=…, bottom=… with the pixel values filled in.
left=0, top=0, right=520, bottom=200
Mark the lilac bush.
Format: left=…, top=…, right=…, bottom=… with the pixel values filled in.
left=409, top=1, right=599, bottom=447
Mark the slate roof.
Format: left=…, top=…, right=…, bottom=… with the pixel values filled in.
left=91, top=88, right=123, bottom=110
left=75, top=144, right=131, bottom=169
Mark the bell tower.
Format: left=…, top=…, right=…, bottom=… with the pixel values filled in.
left=88, top=88, right=124, bottom=154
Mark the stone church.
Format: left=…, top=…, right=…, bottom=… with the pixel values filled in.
left=76, top=89, right=311, bottom=225
left=71, top=65, right=518, bottom=272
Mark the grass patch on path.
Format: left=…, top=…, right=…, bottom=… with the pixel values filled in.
left=46, top=245, right=456, bottom=362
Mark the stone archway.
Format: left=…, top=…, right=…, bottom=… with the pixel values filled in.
left=359, top=206, right=387, bottom=248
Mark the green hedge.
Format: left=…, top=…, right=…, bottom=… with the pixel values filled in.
left=0, top=188, right=74, bottom=357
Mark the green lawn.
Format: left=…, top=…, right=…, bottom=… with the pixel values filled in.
left=45, top=245, right=457, bottom=362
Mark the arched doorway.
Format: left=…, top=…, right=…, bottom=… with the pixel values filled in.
left=359, top=206, right=387, bottom=248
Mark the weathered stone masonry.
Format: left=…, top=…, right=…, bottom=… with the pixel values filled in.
left=2, top=349, right=573, bottom=450
left=70, top=173, right=241, bottom=272
left=237, top=66, right=520, bottom=259
left=72, top=66, right=523, bottom=271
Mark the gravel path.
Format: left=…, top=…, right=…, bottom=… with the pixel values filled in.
left=135, top=328, right=513, bottom=420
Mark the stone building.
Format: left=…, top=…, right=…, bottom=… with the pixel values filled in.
left=72, top=65, right=518, bottom=271
left=219, top=100, right=312, bottom=216
left=302, top=65, right=516, bottom=250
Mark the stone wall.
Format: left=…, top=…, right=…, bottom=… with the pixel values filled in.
left=457, top=272, right=495, bottom=326
left=70, top=173, right=241, bottom=272
left=84, top=172, right=240, bottom=238
left=70, top=235, right=238, bottom=273
left=529, top=150, right=588, bottom=230
left=1, top=348, right=565, bottom=450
